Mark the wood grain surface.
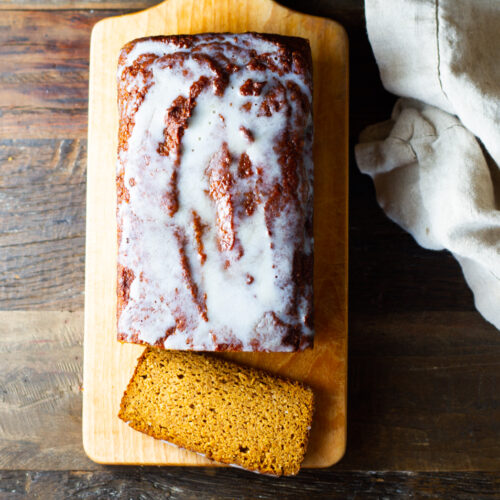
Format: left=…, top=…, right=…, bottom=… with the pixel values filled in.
left=0, top=0, right=358, bottom=10
left=0, top=140, right=86, bottom=310
left=1, top=470, right=499, bottom=499
left=0, top=11, right=112, bottom=140
left=0, top=312, right=91, bottom=470
left=0, top=0, right=499, bottom=497
left=84, top=0, right=348, bottom=468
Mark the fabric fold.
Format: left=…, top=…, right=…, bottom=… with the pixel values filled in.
left=356, top=0, right=500, bottom=330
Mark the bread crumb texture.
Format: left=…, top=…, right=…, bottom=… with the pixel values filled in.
left=119, top=348, right=314, bottom=476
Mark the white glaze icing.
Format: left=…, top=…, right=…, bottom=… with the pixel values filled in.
left=117, top=34, right=313, bottom=351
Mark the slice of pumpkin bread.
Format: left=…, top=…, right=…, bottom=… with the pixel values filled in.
left=118, top=348, right=314, bottom=476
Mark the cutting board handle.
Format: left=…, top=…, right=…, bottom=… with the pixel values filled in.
left=148, top=0, right=280, bottom=14
left=109, top=0, right=299, bottom=35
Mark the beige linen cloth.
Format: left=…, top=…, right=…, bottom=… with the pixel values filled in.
left=355, top=0, right=500, bottom=329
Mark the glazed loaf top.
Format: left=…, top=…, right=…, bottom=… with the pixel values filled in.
left=117, top=33, right=313, bottom=351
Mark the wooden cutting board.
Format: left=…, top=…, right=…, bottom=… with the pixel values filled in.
left=83, top=0, right=348, bottom=468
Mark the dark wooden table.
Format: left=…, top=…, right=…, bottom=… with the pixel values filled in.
left=0, top=0, right=499, bottom=498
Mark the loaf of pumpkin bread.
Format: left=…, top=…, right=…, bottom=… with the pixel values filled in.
left=116, top=33, right=314, bottom=352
